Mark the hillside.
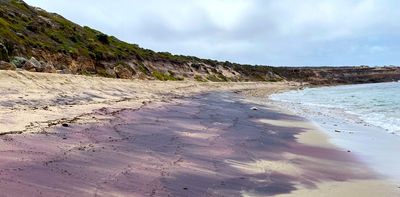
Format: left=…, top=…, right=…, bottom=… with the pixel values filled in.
left=1, top=0, right=400, bottom=84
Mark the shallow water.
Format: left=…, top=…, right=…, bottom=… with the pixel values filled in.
left=271, top=82, right=400, bottom=135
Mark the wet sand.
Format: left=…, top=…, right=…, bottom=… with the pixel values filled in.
left=0, top=71, right=399, bottom=196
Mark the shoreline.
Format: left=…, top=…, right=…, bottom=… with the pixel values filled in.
left=240, top=90, right=400, bottom=196
left=0, top=70, right=399, bottom=196
left=268, top=84, right=400, bottom=182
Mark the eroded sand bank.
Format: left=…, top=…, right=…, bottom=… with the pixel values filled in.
left=0, top=70, right=290, bottom=135
left=0, top=71, right=398, bottom=196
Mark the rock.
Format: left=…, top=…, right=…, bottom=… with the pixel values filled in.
left=0, top=61, right=16, bottom=70
left=36, top=61, right=47, bottom=72
left=40, top=62, right=56, bottom=73
left=334, top=130, right=341, bottom=133
left=29, top=57, right=42, bottom=68
left=16, top=32, right=24, bottom=37
left=62, top=123, right=69, bottom=127
left=22, top=57, right=42, bottom=72
left=251, top=107, right=258, bottom=111
left=10, top=56, right=27, bottom=68
left=105, top=68, right=117, bottom=78
left=22, top=60, right=37, bottom=72
left=21, top=57, right=55, bottom=73
left=54, top=64, right=67, bottom=71
left=114, top=64, right=133, bottom=79
left=0, top=43, right=9, bottom=61
left=60, top=68, right=72, bottom=74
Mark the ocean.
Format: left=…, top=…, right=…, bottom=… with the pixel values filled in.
left=270, top=82, right=400, bottom=135
left=270, top=82, right=400, bottom=180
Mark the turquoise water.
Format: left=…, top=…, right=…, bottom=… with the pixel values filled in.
left=271, top=82, right=400, bottom=135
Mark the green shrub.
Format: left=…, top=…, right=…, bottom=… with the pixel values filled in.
left=10, top=56, right=27, bottom=67
left=194, top=75, right=206, bottom=82
left=96, top=34, right=109, bottom=45
left=138, top=63, right=150, bottom=74
left=191, top=63, right=201, bottom=70
left=217, top=73, right=228, bottom=82
left=206, top=75, right=220, bottom=82
left=152, top=70, right=179, bottom=81
left=205, top=73, right=228, bottom=82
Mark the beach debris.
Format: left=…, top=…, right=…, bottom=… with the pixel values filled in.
left=347, top=150, right=351, bottom=153
left=334, top=130, right=341, bottom=133
left=250, top=107, right=258, bottom=111
left=61, top=123, right=69, bottom=127
left=183, top=187, right=188, bottom=190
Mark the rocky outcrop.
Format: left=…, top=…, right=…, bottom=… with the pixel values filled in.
left=0, top=61, right=16, bottom=70
left=22, top=57, right=41, bottom=72
left=41, top=62, right=56, bottom=73
left=114, top=64, right=134, bottom=79
left=19, top=58, right=55, bottom=73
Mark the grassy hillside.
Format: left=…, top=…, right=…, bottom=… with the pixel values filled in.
left=0, top=0, right=285, bottom=81
left=0, top=0, right=180, bottom=62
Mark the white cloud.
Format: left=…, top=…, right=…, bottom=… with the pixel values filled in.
left=24, top=0, right=400, bottom=66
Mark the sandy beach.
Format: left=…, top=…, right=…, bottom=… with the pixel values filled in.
left=0, top=70, right=399, bottom=196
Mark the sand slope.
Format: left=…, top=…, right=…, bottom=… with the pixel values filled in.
left=0, top=70, right=290, bottom=135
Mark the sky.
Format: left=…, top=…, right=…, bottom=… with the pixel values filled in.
left=24, top=0, right=400, bottom=66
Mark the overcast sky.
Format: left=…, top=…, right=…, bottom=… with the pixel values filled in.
left=24, top=0, right=400, bottom=66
